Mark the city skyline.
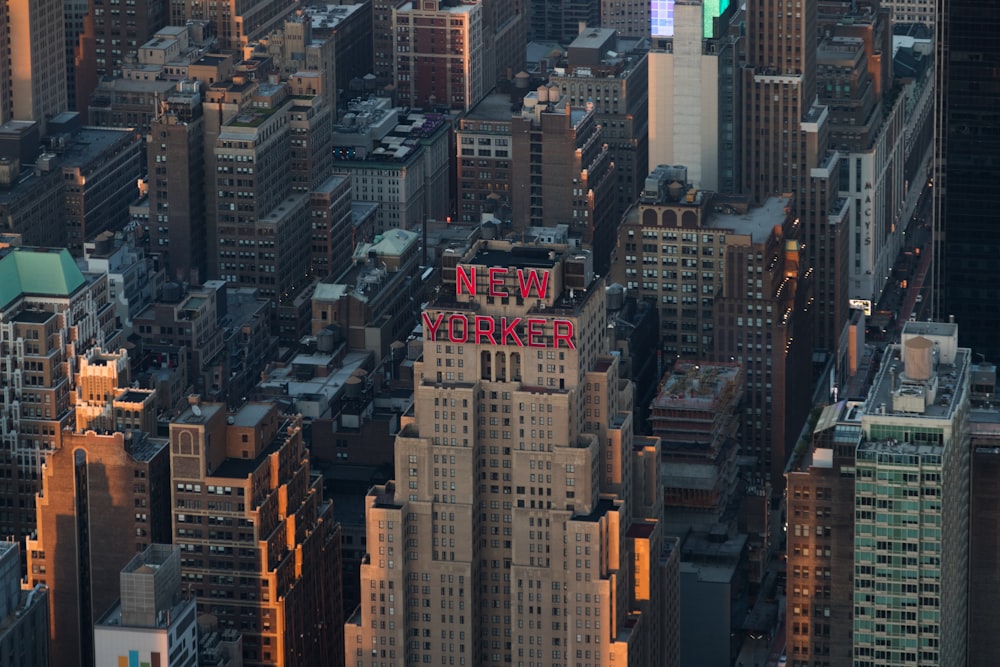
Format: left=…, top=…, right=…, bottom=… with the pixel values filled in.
left=0, top=1, right=994, bottom=666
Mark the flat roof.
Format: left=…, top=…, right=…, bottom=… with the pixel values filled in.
left=707, top=195, right=791, bottom=243
left=464, top=92, right=517, bottom=123
left=231, top=402, right=272, bottom=428
left=470, top=246, right=559, bottom=269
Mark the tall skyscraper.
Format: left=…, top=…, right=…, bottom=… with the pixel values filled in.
left=27, top=426, right=172, bottom=667
left=0, top=247, right=120, bottom=540
left=27, top=345, right=169, bottom=667
left=510, top=90, right=616, bottom=274
left=169, top=400, right=343, bottom=667
left=148, top=81, right=207, bottom=285
left=75, top=0, right=167, bottom=119
left=933, top=1, right=1000, bottom=361
left=344, top=240, right=672, bottom=667
left=528, top=0, right=598, bottom=44
left=785, top=400, right=861, bottom=667
left=391, top=0, right=486, bottom=112
left=742, top=0, right=849, bottom=350
left=852, top=323, right=970, bottom=667
left=647, top=0, right=740, bottom=193
left=5, top=0, right=69, bottom=130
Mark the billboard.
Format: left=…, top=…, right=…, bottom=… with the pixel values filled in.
left=651, top=0, right=675, bottom=37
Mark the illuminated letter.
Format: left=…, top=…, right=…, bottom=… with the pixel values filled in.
left=447, top=314, right=469, bottom=343
left=553, top=319, right=576, bottom=349
left=422, top=312, right=445, bottom=341
left=474, top=315, right=497, bottom=345
left=488, top=267, right=509, bottom=297
left=526, top=318, right=546, bottom=347
left=517, top=269, right=550, bottom=299
left=499, top=317, right=524, bottom=347
left=456, top=265, right=476, bottom=296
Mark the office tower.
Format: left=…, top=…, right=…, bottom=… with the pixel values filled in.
left=64, top=0, right=88, bottom=111
left=169, top=0, right=295, bottom=50
left=785, top=400, right=863, bottom=667
left=344, top=240, right=670, bottom=667
left=3, top=0, right=68, bottom=131
left=510, top=89, right=616, bottom=273
left=133, top=281, right=227, bottom=399
left=610, top=174, right=813, bottom=486
left=712, top=197, right=814, bottom=490
left=76, top=0, right=167, bottom=120
left=169, top=400, right=343, bottom=667
left=27, top=425, right=172, bottom=667
left=212, top=82, right=315, bottom=340
left=0, top=542, right=49, bottom=667
left=528, top=0, right=598, bottom=44
left=548, top=28, right=650, bottom=220
left=311, top=228, right=423, bottom=357
left=309, top=174, right=354, bottom=279
left=331, top=99, right=451, bottom=233
left=610, top=167, right=726, bottom=360
left=852, top=322, right=970, bottom=666
left=374, top=0, right=523, bottom=99
left=0, top=247, right=119, bottom=540
left=647, top=0, right=740, bottom=193
left=0, top=122, right=67, bottom=249
left=743, top=0, right=849, bottom=350
left=964, top=360, right=1000, bottom=667
left=94, top=545, right=198, bottom=667
left=302, top=4, right=373, bottom=106
left=287, top=75, right=334, bottom=192
left=59, top=127, right=144, bottom=256
left=601, top=0, right=650, bottom=39
left=372, top=0, right=410, bottom=91
left=148, top=81, right=207, bottom=284
left=391, top=1, right=486, bottom=112
left=933, top=1, right=1000, bottom=360
left=816, top=6, right=932, bottom=312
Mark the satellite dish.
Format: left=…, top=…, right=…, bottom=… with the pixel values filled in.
left=192, top=404, right=202, bottom=417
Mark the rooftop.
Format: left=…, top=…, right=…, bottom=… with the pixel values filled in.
left=707, top=195, right=792, bottom=244
left=231, top=402, right=273, bottom=428
left=864, top=322, right=969, bottom=424
left=651, top=361, right=742, bottom=411
left=463, top=92, right=518, bottom=123
left=0, top=247, right=87, bottom=309
left=470, top=245, right=560, bottom=270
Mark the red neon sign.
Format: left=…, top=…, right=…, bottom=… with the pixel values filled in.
left=422, top=312, right=576, bottom=350
left=456, top=266, right=551, bottom=300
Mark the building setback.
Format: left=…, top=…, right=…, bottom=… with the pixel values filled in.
left=169, top=400, right=343, bottom=667
left=0, top=247, right=119, bottom=540
left=742, top=0, right=849, bottom=350
left=26, top=426, right=172, bottom=667
left=344, top=239, right=674, bottom=667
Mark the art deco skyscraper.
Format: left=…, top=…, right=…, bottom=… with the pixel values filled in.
left=933, top=1, right=1000, bottom=360
left=344, top=240, right=672, bottom=667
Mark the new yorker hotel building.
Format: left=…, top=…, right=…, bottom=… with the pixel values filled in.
left=345, top=239, right=670, bottom=667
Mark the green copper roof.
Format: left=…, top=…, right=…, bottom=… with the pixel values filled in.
left=0, top=248, right=87, bottom=308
